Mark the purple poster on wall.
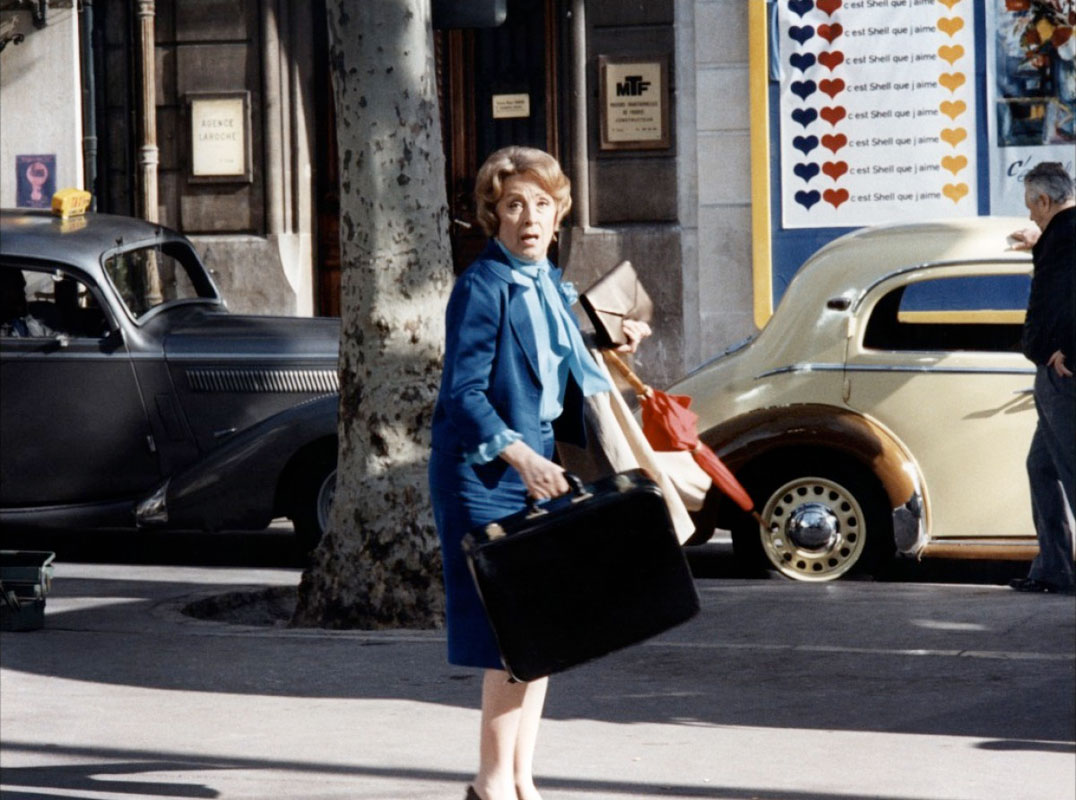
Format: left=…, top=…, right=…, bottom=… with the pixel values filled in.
left=16, top=154, right=56, bottom=208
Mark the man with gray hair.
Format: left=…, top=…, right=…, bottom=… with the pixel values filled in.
left=1010, top=162, right=1075, bottom=593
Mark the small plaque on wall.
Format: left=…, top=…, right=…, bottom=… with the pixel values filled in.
left=492, top=93, right=531, bottom=119
left=188, top=92, right=252, bottom=182
left=599, top=55, right=670, bottom=151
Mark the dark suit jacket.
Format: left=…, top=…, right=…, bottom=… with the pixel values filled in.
left=430, top=240, right=585, bottom=468
left=1023, top=205, right=1076, bottom=366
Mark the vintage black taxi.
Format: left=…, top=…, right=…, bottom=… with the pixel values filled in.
left=0, top=207, right=340, bottom=546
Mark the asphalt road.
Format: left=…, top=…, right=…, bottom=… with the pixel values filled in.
left=0, top=522, right=1038, bottom=586
left=2, top=525, right=1073, bottom=799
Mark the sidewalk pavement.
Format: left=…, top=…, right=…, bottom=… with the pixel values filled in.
left=1, top=561, right=1074, bottom=800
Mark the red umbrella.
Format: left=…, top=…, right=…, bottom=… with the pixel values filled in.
left=603, top=351, right=763, bottom=522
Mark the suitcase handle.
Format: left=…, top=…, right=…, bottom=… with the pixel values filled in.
left=525, top=472, right=592, bottom=517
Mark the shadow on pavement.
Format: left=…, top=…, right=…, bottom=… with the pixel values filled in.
left=2, top=531, right=1071, bottom=746
left=0, top=740, right=963, bottom=800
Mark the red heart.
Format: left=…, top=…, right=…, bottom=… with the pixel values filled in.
left=821, top=133, right=848, bottom=153
left=817, top=0, right=842, bottom=15
left=818, top=23, right=843, bottom=43
left=819, top=78, right=845, bottom=98
left=818, top=51, right=844, bottom=71
left=823, top=187, right=849, bottom=208
left=822, top=161, right=848, bottom=181
left=820, top=105, right=846, bottom=126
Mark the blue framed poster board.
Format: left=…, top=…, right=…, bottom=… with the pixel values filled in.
left=748, top=0, right=1075, bottom=327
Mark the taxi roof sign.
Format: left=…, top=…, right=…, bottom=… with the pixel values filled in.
left=51, top=188, right=92, bottom=220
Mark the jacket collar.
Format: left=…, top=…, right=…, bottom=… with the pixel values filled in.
left=1033, top=205, right=1076, bottom=260
left=475, top=240, right=541, bottom=382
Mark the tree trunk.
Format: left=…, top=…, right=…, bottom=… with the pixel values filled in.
left=292, top=0, right=453, bottom=628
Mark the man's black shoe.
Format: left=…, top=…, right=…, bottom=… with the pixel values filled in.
left=1009, top=577, right=1060, bottom=593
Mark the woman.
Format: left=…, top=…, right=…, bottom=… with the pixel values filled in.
left=429, top=146, right=646, bottom=800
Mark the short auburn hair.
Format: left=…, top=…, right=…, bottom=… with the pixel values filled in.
left=474, top=146, right=572, bottom=237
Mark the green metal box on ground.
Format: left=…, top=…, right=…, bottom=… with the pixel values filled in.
left=0, top=551, right=56, bottom=632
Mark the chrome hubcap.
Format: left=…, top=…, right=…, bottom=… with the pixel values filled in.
left=316, top=468, right=337, bottom=534
left=787, top=502, right=840, bottom=550
left=759, top=476, right=867, bottom=581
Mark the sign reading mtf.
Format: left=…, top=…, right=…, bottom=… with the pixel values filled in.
left=599, top=56, right=671, bottom=151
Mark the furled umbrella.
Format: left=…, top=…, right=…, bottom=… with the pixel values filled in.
left=602, top=350, right=765, bottom=526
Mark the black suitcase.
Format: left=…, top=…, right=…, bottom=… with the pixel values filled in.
left=462, top=469, right=700, bottom=681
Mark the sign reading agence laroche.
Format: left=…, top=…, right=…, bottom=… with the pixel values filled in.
left=778, top=0, right=977, bottom=229
left=190, top=95, right=248, bottom=178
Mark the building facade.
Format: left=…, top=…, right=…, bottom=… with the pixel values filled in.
left=0, top=0, right=753, bottom=386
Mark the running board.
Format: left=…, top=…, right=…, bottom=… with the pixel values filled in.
left=920, top=539, right=1038, bottom=560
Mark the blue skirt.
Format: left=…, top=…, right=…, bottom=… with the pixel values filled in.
left=429, top=429, right=554, bottom=670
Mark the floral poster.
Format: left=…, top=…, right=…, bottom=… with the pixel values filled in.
left=778, top=0, right=979, bottom=229
left=987, top=0, right=1076, bottom=215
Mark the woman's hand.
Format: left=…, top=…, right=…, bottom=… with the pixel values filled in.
left=616, top=319, right=653, bottom=354
left=499, top=440, right=569, bottom=500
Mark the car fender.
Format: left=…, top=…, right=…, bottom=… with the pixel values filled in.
left=700, top=403, right=927, bottom=554
left=137, top=394, right=338, bottom=531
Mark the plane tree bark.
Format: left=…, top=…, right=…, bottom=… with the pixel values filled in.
left=292, top=0, right=453, bottom=628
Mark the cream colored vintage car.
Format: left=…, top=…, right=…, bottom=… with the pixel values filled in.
left=678, top=217, right=1038, bottom=581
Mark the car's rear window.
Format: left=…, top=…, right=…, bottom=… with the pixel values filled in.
left=104, top=242, right=215, bottom=320
left=864, top=273, right=1031, bottom=353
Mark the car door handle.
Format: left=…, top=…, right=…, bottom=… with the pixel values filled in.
left=1014, top=388, right=1034, bottom=395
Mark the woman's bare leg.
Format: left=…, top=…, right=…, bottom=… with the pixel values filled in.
left=513, top=676, right=548, bottom=800
left=474, top=670, right=526, bottom=800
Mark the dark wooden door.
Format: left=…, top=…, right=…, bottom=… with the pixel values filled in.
left=440, top=0, right=560, bottom=274
left=315, top=0, right=561, bottom=313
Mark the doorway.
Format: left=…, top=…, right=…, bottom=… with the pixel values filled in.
left=313, top=0, right=562, bottom=314
left=439, top=0, right=561, bottom=273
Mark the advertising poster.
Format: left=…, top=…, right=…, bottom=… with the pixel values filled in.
left=986, top=0, right=1076, bottom=215
left=778, top=0, right=978, bottom=229
left=15, top=154, right=56, bottom=209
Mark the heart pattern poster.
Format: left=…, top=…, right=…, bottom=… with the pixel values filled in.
left=779, top=0, right=978, bottom=228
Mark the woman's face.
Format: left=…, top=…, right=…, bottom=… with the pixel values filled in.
left=495, top=174, right=559, bottom=262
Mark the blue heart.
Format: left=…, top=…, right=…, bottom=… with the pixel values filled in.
left=789, top=52, right=816, bottom=73
left=791, top=107, right=818, bottom=128
left=792, top=135, right=819, bottom=155
left=791, top=80, right=817, bottom=101
left=795, top=190, right=821, bottom=210
left=788, top=0, right=814, bottom=17
left=793, top=162, right=820, bottom=183
left=788, top=25, right=815, bottom=45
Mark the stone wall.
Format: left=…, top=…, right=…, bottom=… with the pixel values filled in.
left=682, top=0, right=757, bottom=372
left=0, top=5, right=83, bottom=207
left=562, top=0, right=756, bottom=387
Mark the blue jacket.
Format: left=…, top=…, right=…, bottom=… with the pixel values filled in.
left=430, top=241, right=586, bottom=468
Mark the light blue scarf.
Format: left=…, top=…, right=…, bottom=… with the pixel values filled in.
left=495, top=240, right=612, bottom=418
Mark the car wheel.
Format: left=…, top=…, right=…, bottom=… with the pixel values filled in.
left=291, top=458, right=337, bottom=550
left=731, top=460, right=892, bottom=582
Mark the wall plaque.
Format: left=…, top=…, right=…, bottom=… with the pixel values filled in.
left=599, top=55, right=670, bottom=151
left=492, top=93, right=531, bottom=119
left=188, top=92, right=252, bottom=182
